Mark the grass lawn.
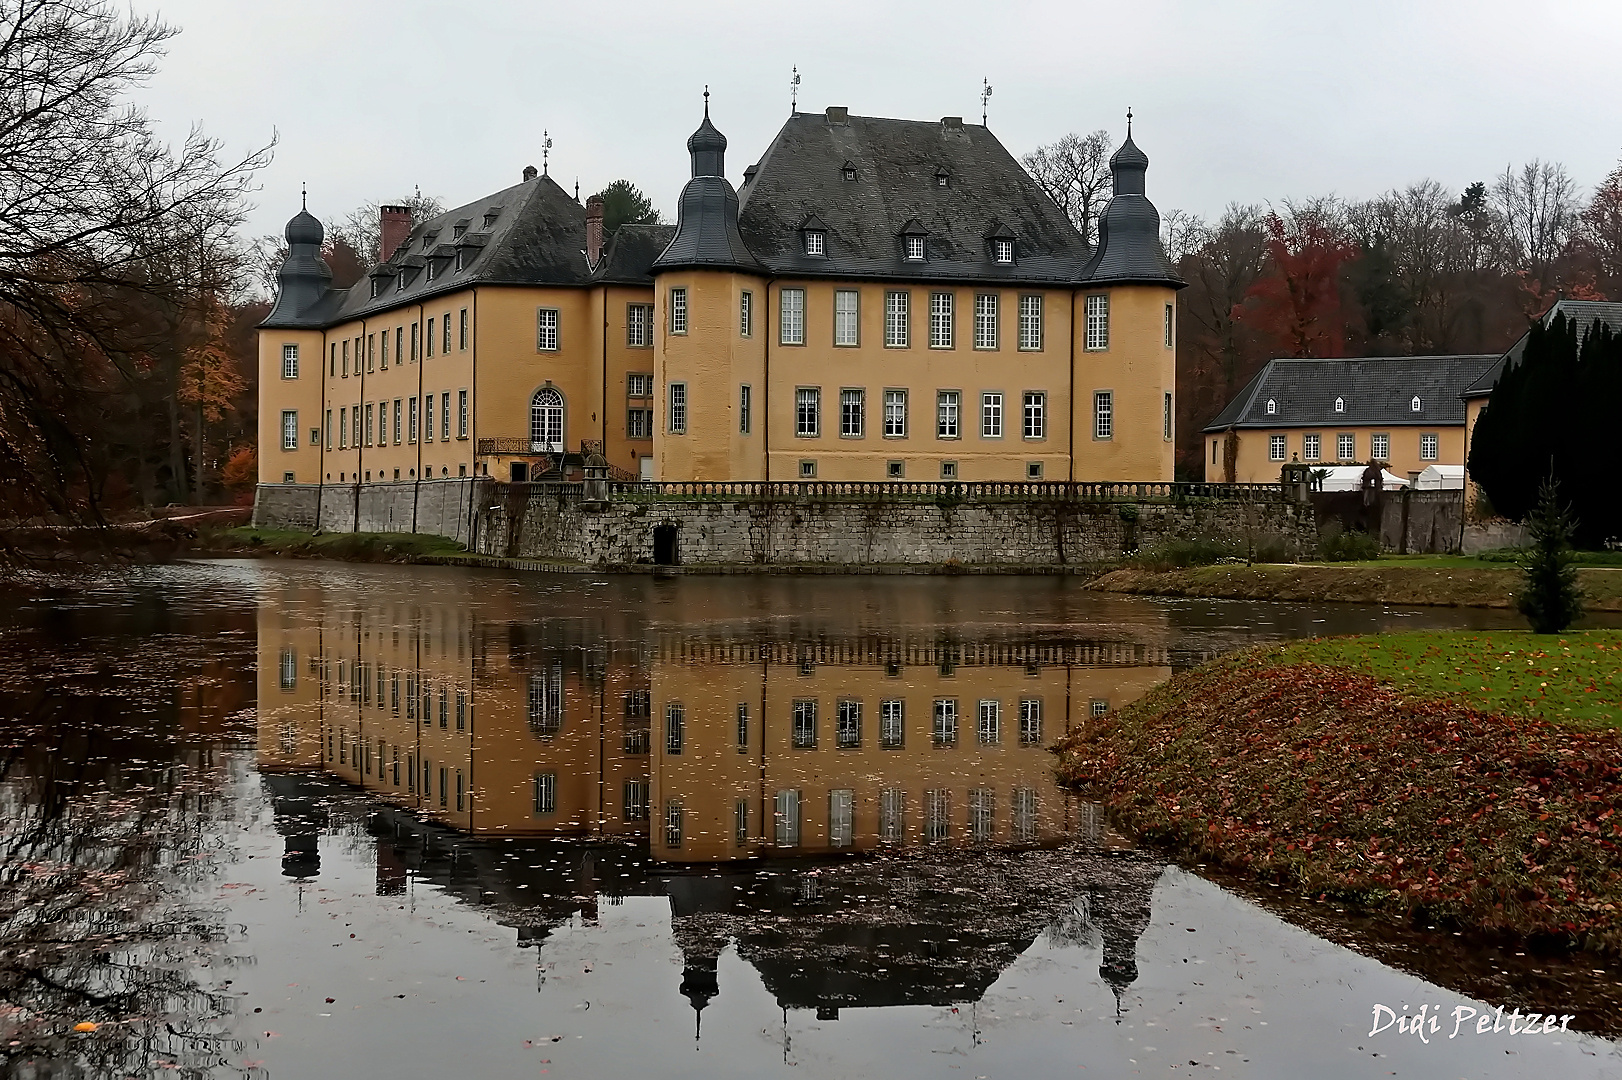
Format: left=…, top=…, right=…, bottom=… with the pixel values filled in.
left=1278, top=630, right=1622, bottom=729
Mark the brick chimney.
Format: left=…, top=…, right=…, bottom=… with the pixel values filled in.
left=379, top=205, right=411, bottom=263
left=585, top=195, right=605, bottom=269
left=523, top=164, right=538, bottom=182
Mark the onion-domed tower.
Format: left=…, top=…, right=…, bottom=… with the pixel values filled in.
left=1073, top=114, right=1185, bottom=481
left=651, top=91, right=768, bottom=482
left=264, top=198, right=334, bottom=327
left=256, top=193, right=334, bottom=488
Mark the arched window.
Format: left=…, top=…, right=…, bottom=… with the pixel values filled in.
left=1265, top=398, right=1277, bottom=415
left=1411, top=395, right=1422, bottom=412
left=1334, top=396, right=1345, bottom=413
left=530, top=387, right=564, bottom=452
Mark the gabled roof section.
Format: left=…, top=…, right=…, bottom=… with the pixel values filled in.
left=589, top=223, right=679, bottom=285
left=1462, top=299, right=1622, bottom=398
left=308, top=174, right=588, bottom=326
left=737, top=111, right=1088, bottom=283
left=1202, top=354, right=1499, bottom=432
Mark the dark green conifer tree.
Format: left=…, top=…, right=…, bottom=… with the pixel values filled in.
left=1516, top=476, right=1583, bottom=634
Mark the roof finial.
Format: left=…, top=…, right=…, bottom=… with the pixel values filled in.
left=790, top=65, right=800, bottom=114
left=981, top=77, right=993, bottom=126
left=301, top=182, right=307, bottom=212
left=574, top=178, right=579, bottom=201
left=1126, top=107, right=1133, bottom=137
left=542, top=130, right=552, bottom=176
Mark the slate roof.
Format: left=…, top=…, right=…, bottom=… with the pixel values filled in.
left=590, top=223, right=678, bottom=285
left=1461, top=299, right=1622, bottom=399
left=735, top=111, right=1090, bottom=284
left=261, top=174, right=588, bottom=330
left=1202, top=354, right=1499, bottom=432
left=1077, top=133, right=1184, bottom=288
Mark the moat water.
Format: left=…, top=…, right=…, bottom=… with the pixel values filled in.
left=1, top=560, right=1617, bottom=1079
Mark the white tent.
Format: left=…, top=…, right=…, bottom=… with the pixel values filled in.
left=1415, top=464, right=1464, bottom=490
left=1310, top=465, right=1411, bottom=492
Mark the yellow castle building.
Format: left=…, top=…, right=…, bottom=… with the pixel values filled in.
left=257, top=97, right=1184, bottom=488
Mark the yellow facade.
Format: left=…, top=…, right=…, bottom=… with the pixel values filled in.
left=1203, top=424, right=1465, bottom=484
left=257, top=329, right=325, bottom=485
left=654, top=269, right=767, bottom=481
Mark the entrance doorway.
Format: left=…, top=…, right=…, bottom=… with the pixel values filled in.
left=530, top=387, right=564, bottom=452
left=653, top=523, right=678, bottom=565
left=510, top=462, right=529, bottom=482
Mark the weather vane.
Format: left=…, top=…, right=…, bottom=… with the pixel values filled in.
left=542, top=130, right=552, bottom=176
left=981, top=78, right=993, bottom=126
left=1126, top=106, right=1133, bottom=136
left=790, top=65, right=800, bottom=114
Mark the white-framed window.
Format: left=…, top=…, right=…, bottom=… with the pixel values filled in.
left=1371, top=432, right=1390, bottom=460
left=669, top=288, right=687, bottom=334
left=534, top=308, right=558, bottom=351
left=780, top=287, right=805, bottom=345
left=929, top=292, right=953, bottom=348
left=739, top=384, right=752, bottom=434
left=1018, top=698, right=1042, bottom=745
left=529, top=387, right=564, bottom=451
left=367, top=402, right=376, bottom=446
left=623, top=780, right=649, bottom=821
left=665, top=702, right=685, bottom=755
left=1266, top=398, right=1277, bottom=415
left=905, top=234, right=925, bottom=260
left=932, top=698, right=958, bottom=746
left=970, top=787, right=994, bottom=841
left=1024, top=392, right=1046, bottom=439
left=796, top=387, right=820, bottom=437
left=977, top=700, right=1001, bottom=744
left=352, top=405, right=361, bottom=448
left=885, top=290, right=909, bottom=347
left=880, top=699, right=904, bottom=748
left=840, top=388, right=864, bottom=438
left=836, top=699, right=862, bottom=747
left=974, top=293, right=998, bottom=349
left=1411, top=396, right=1423, bottom=412
left=410, top=322, right=419, bottom=361
left=1165, top=303, right=1174, bottom=347
left=380, top=330, right=389, bottom=368
left=668, top=382, right=687, bottom=434
left=880, top=787, right=904, bottom=840
left=883, top=389, right=907, bottom=437
left=457, top=390, right=468, bottom=438
left=278, top=646, right=296, bottom=690
left=394, top=399, right=403, bottom=444
left=1091, top=698, right=1109, bottom=718
left=1303, top=433, right=1320, bottom=460
left=994, top=238, right=1014, bottom=263
left=1334, top=396, right=1345, bottom=413
left=829, top=789, right=854, bottom=847
left=792, top=699, right=817, bottom=748
left=460, top=308, right=468, bottom=350
left=281, top=344, right=299, bottom=379
left=1164, top=392, right=1173, bottom=441
left=281, top=410, right=298, bottom=451
left=533, top=772, right=557, bottom=815
left=1338, top=432, right=1355, bottom=460
left=740, top=291, right=752, bottom=337
left=936, top=391, right=960, bottom=439
left=834, top=289, right=859, bottom=346
left=1094, top=391, right=1113, bottom=440
left=926, top=789, right=950, bottom=841
left=1018, top=294, right=1043, bottom=351
left=627, top=372, right=653, bottom=397
left=799, top=459, right=817, bottom=478
left=887, top=460, right=905, bottom=478
left=442, top=315, right=451, bottom=355
left=324, top=409, right=332, bottom=449
left=804, top=230, right=824, bottom=256
left=981, top=392, right=1003, bottom=438
left=1084, top=293, right=1109, bottom=351
left=627, top=303, right=653, bottom=347
left=664, top=801, right=683, bottom=848
left=940, top=460, right=957, bottom=479
left=421, top=396, right=430, bottom=443
left=1420, top=432, right=1439, bottom=461
left=774, top=789, right=801, bottom=846
left=1269, top=434, right=1286, bottom=461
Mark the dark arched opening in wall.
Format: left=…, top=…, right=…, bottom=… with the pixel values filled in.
left=653, top=523, right=679, bottom=566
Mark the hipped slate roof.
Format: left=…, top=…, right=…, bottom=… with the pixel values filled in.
left=590, top=223, right=679, bottom=285
left=1203, top=354, right=1499, bottom=432
left=736, top=112, right=1090, bottom=283
left=1461, top=299, right=1622, bottom=399
left=261, top=174, right=588, bottom=330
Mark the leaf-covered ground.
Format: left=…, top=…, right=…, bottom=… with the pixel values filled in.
left=1053, top=647, right=1622, bottom=955
left=1280, top=631, right=1622, bottom=728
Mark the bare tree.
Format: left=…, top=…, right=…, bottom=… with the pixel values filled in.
left=330, top=191, right=445, bottom=272
left=0, top=0, right=269, bottom=525
left=1489, top=160, right=1580, bottom=283
left=1020, top=130, right=1114, bottom=245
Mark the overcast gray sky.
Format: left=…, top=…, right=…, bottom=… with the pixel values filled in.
left=140, top=0, right=1621, bottom=243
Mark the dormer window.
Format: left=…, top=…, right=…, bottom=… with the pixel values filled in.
left=371, top=278, right=381, bottom=299
left=426, top=262, right=436, bottom=282
left=994, top=239, right=1014, bottom=264
left=840, top=160, right=857, bottom=182
left=805, top=230, right=825, bottom=256
left=1265, top=398, right=1277, bottom=415
left=1334, top=396, right=1345, bottom=413
left=1411, top=395, right=1422, bottom=412
left=456, top=248, right=469, bottom=272
left=421, top=233, right=437, bottom=251
left=935, top=168, right=950, bottom=188
left=482, top=209, right=499, bottom=228
left=905, top=235, right=925, bottom=260
left=453, top=224, right=467, bottom=239
left=398, top=272, right=408, bottom=291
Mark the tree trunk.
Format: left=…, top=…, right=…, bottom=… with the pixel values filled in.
left=167, top=350, right=189, bottom=504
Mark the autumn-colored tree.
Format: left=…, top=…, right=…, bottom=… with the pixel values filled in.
left=221, top=444, right=256, bottom=504
left=176, top=299, right=247, bottom=497
left=1234, top=205, right=1358, bottom=358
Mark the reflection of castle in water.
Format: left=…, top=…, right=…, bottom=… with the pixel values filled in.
left=255, top=578, right=1170, bottom=1019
